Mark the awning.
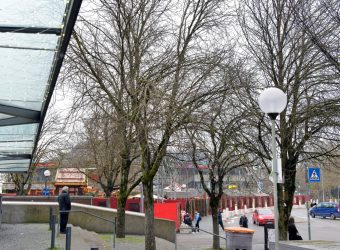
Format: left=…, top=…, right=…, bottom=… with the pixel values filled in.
left=0, top=0, right=82, bottom=173
left=54, top=168, right=87, bottom=186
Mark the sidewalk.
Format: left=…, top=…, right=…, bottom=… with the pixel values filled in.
left=0, top=213, right=260, bottom=250
left=177, top=213, right=263, bottom=250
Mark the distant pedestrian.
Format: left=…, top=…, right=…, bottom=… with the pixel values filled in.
left=288, top=217, right=302, bottom=240
left=183, top=212, right=194, bottom=232
left=58, top=186, right=71, bottom=234
left=195, top=211, right=201, bottom=232
left=218, top=209, right=224, bottom=230
left=239, top=214, right=248, bottom=228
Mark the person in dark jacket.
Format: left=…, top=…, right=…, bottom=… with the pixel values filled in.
left=218, top=209, right=224, bottom=230
left=239, top=214, right=248, bottom=228
left=288, top=217, right=302, bottom=240
left=58, top=186, right=71, bottom=234
left=183, top=212, right=194, bottom=232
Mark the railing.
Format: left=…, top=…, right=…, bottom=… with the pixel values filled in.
left=50, top=206, right=116, bottom=250
left=184, top=223, right=226, bottom=240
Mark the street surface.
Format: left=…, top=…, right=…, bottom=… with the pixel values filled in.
left=176, top=207, right=340, bottom=250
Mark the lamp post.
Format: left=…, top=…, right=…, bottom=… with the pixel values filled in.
left=44, top=170, right=51, bottom=196
left=259, top=87, right=287, bottom=250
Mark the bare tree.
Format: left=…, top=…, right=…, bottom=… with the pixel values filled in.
left=185, top=82, right=255, bottom=249
left=10, top=110, right=67, bottom=195
left=237, top=0, right=340, bottom=239
left=64, top=0, right=232, bottom=248
left=64, top=110, right=128, bottom=197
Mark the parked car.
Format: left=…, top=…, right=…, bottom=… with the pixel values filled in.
left=309, top=202, right=340, bottom=220
left=252, top=208, right=274, bottom=225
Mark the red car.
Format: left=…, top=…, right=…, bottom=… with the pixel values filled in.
left=252, top=208, right=274, bottom=225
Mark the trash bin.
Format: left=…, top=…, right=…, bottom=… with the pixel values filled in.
left=224, top=227, right=255, bottom=250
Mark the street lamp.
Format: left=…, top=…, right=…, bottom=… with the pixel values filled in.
left=43, top=169, right=51, bottom=196
left=259, top=87, right=287, bottom=250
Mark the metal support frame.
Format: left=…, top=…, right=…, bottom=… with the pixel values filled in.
left=0, top=104, right=41, bottom=126
left=0, top=26, right=61, bottom=35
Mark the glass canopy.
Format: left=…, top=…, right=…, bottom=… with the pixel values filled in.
left=0, top=0, right=82, bottom=172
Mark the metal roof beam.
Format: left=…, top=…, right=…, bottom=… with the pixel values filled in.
left=0, top=104, right=41, bottom=120
left=0, top=26, right=61, bottom=35
left=0, top=154, right=32, bottom=160
left=0, top=117, right=39, bottom=126
left=0, top=169, right=27, bottom=173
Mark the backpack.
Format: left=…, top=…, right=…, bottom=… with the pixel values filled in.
left=198, top=215, right=201, bottom=222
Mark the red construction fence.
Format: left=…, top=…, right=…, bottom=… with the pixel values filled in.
left=92, top=194, right=309, bottom=231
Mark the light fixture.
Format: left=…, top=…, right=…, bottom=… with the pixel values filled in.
left=258, top=87, right=287, bottom=250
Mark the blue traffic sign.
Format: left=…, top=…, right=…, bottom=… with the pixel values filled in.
left=42, top=187, right=50, bottom=196
left=308, top=167, right=321, bottom=183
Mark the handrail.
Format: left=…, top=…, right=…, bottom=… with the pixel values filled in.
left=187, top=225, right=226, bottom=240
left=56, top=209, right=116, bottom=248
left=62, top=209, right=115, bottom=223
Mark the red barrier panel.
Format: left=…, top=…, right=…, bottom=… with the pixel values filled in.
left=154, top=202, right=180, bottom=231
left=92, top=197, right=108, bottom=207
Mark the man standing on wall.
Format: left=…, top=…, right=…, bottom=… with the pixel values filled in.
left=58, top=186, right=71, bottom=234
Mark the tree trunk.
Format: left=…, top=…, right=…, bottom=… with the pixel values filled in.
left=116, top=194, right=127, bottom=238
left=279, top=158, right=298, bottom=240
left=116, top=162, right=130, bottom=238
left=144, top=180, right=156, bottom=250
left=210, top=196, right=220, bottom=249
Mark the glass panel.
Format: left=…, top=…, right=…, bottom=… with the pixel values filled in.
left=0, top=124, right=38, bottom=135
left=0, top=0, right=67, bottom=28
left=0, top=0, right=76, bottom=173
left=0, top=46, right=55, bottom=111
left=0, top=33, right=58, bottom=50
left=0, top=114, right=13, bottom=119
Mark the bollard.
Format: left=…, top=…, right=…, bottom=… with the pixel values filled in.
left=49, top=206, right=54, bottom=230
left=50, top=215, right=56, bottom=249
left=66, top=226, right=72, bottom=250
left=0, top=195, right=2, bottom=229
left=113, top=217, right=116, bottom=248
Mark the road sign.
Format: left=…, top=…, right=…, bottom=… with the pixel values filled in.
left=308, top=167, right=321, bottom=183
left=42, top=187, right=50, bottom=196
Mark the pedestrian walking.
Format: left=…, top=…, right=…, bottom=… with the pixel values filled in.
left=58, top=186, right=71, bottom=234
left=218, top=209, right=224, bottom=230
left=195, top=211, right=201, bottom=232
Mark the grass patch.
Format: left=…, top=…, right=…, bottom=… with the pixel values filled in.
left=99, top=235, right=144, bottom=244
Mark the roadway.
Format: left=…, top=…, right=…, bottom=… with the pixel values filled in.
left=176, top=207, right=340, bottom=250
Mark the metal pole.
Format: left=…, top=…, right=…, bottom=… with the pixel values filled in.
left=49, top=206, right=53, bottom=230
left=51, top=215, right=56, bottom=249
left=57, top=214, right=60, bottom=237
left=113, top=217, right=116, bottom=248
left=174, top=228, right=177, bottom=250
left=271, top=119, right=279, bottom=250
left=66, top=226, right=71, bottom=250
left=0, top=195, right=2, bottom=229
left=186, top=168, right=189, bottom=204
left=305, top=166, right=311, bottom=240
left=321, top=173, right=325, bottom=202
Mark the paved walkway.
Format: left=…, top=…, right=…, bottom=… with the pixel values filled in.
left=0, top=213, right=260, bottom=250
